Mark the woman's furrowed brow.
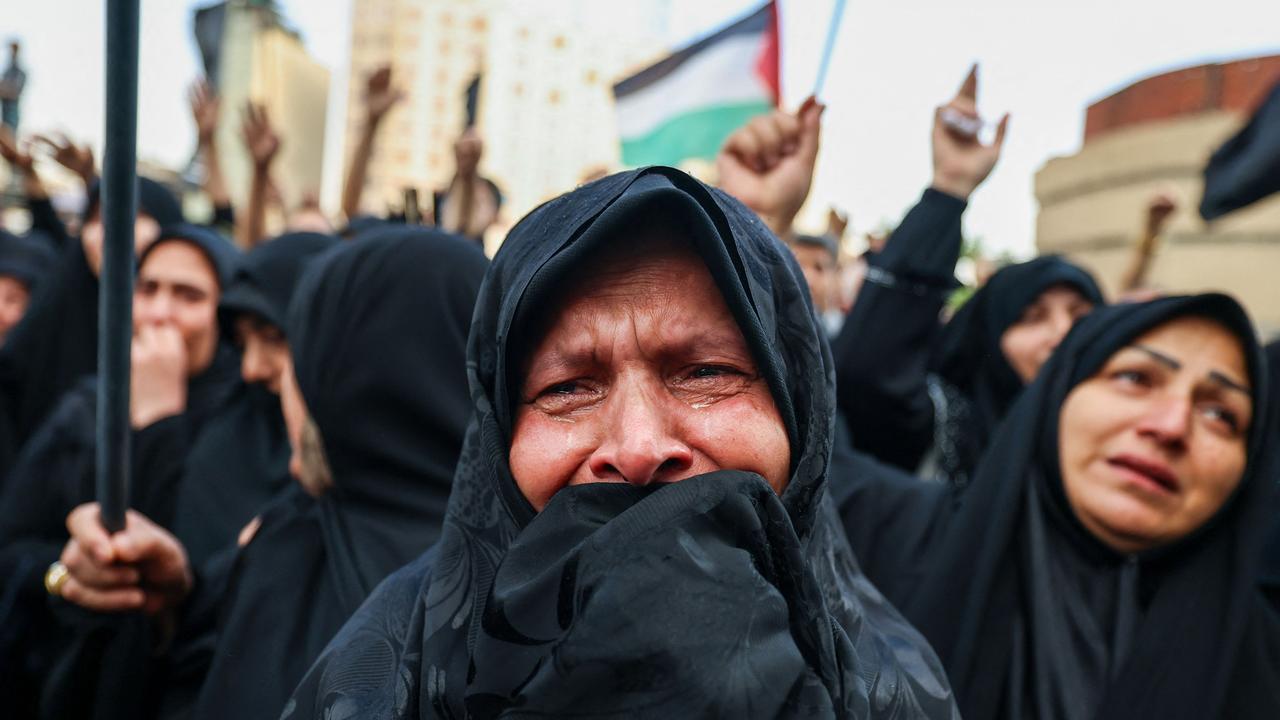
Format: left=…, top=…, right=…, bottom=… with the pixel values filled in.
left=524, top=341, right=600, bottom=378
left=1207, top=370, right=1251, bottom=396
left=1128, top=344, right=1250, bottom=395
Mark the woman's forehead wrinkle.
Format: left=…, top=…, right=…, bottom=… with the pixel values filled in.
left=553, top=266, right=745, bottom=363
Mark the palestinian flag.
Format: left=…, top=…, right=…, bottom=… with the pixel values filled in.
left=613, top=2, right=780, bottom=167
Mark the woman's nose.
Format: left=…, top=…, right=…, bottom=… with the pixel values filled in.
left=138, top=293, right=174, bottom=324
left=1048, top=307, right=1076, bottom=348
left=587, top=377, right=694, bottom=486
left=1136, top=393, right=1192, bottom=448
left=241, top=341, right=272, bottom=384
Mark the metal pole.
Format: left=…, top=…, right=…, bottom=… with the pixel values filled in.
left=98, top=0, right=140, bottom=533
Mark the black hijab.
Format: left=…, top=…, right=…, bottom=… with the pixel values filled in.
left=0, top=229, right=56, bottom=295
left=167, top=231, right=338, bottom=569
left=0, top=178, right=185, bottom=478
left=216, top=231, right=338, bottom=334
left=928, top=255, right=1104, bottom=485
left=1257, top=338, right=1280, bottom=610
left=285, top=167, right=958, bottom=719
left=904, top=294, right=1280, bottom=719
left=83, top=177, right=186, bottom=231
left=136, top=223, right=239, bottom=296
left=189, top=227, right=486, bottom=720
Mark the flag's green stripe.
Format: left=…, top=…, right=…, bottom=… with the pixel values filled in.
left=620, top=100, right=771, bottom=167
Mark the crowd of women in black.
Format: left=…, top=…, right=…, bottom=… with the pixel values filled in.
left=0, top=61, right=1277, bottom=720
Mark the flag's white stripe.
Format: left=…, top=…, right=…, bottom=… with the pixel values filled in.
left=616, top=33, right=769, bottom=140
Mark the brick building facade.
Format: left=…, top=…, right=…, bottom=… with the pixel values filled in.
left=1036, top=55, right=1280, bottom=334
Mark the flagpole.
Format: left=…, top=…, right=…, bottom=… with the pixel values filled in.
left=813, top=0, right=848, bottom=100
left=98, top=0, right=140, bottom=533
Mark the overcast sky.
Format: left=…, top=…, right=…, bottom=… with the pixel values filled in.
left=3, top=0, right=1277, bottom=256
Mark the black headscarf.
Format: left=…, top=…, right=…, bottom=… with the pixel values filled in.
left=0, top=178, right=186, bottom=479
left=217, top=231, right=338, bottom=334
left=285, top=167, right=958, bottom=719
left=337, top=213, right=391, bottom=240
left=136, top=223, right=240, bottom=290
left=83, top=177, right=186, bottom=230
left=902, top=294, right=1280, bottom=719
left=928, top=255, right=1104, bottom=484
left=189, top=227, right=486, bottom=720
left=0, top=229, right=57, bottom=293
left=1257, top=338, right=1280, bottom=611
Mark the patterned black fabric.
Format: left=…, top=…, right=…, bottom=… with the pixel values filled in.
left=285, top=167, right=958, bottom=719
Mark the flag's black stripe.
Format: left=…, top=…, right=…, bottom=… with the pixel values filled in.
left=613, top=3, right=770, bottom=98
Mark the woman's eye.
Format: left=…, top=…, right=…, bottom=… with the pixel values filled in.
left=525, top=378, right=602, bottom=416
left=549, top=381, right=579, bottom=395
left=1112, top=369, right=1149, bottom=387
left=690, top=365, right=730, bottom=379
left=1200, top=404, right=1241, bottom=434
left=1018, top=307, right=1046, bottom=325
left=682, top=365, right=750, bottom=384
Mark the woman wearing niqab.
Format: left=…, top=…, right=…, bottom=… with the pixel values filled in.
left=833, top=294, right=1280, bottom=718
left=285, top=167, right=959, bottom=719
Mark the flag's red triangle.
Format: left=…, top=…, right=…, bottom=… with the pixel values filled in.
left=754, top=1, right=781, bottom=107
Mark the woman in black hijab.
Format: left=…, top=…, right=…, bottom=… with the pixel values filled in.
left=0, top=224, right=238, bottom=719
left=924, top=256, right=1104, bottom=486
left=169, top=231, right=338, bottom=567
left=49, top=227, right=488, bottom=719
left=284, top=167, right=959, bottom=719
left=0, top=229, right=56, bottom=346
left=835, top=247, right=1103, bottom=488
left=833, top=293, right=1280, bottom=718
left=0, top=177, right=185, bottom=478
left=183, top=226, right=487, bottom=719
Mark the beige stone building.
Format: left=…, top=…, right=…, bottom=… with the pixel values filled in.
left=1035, top=55, right=1280, bottom=334
left=212, top=1, right=330, bottom=214
left=341, top=0, right=665, bottom=246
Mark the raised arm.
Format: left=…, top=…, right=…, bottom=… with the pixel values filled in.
left=341, top=65, right=403, bottom=221
left=1117, top=193, right=1176, bottom=298
left=831, top=65, right=1008, bottom=471
left=189, top=80, right=233, bottom=227
left=239, top=102, right=281, bottom=249
left=2, top=127, right=77, bottom=253
left=716, top=96, right=823, bottom=241
left=0, top=125, right=46, bottom=201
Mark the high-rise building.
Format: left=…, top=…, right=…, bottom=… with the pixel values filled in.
left=341, top=0, right=666, bottom=245
left=343, top=0, right=491, bottom=216
left=211, top=1, right=330, bottom=215
left=1036, top=55, right=1280, bottom=333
